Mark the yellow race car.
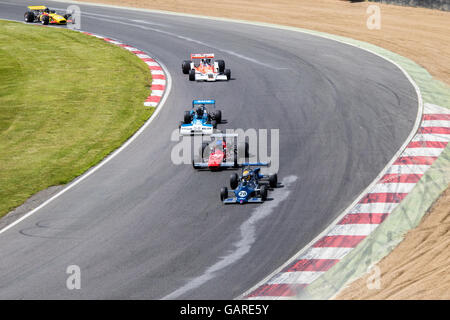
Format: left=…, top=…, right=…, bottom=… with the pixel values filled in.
left=24, top=6, right=72, bottom=25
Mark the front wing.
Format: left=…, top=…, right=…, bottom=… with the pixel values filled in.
left=195, top=72, right=228, bottom=82
left=179, top=124, right=214, bottom=135
left=223, top=197, right=263, bottom=204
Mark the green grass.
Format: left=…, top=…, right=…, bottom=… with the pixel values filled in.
left=0, top=20, right=153, bottom=217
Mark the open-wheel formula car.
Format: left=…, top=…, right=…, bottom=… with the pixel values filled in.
left=182, top=54, right=231, bottom=81
left=220, top=164, right=278, bottom=204
left=24, top=6, right=73, bottom=25
left=179, top=100, right=222, bottom=136
left=192, top=134, right=250, bottom=170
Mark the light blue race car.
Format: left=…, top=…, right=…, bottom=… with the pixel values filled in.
left=179, top=100, right=222, bottom=135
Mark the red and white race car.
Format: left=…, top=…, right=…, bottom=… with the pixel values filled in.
left=182, top=54, right=231, bottom=81
left=192, top=134, right=249, bottom=170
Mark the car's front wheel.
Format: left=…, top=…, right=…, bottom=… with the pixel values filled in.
left=189, top=69, right=196, bottom=81
left=41, top=15, right=49, bottom=25
left=230, top=173, right=239, bottom=189
left=260, top=185, right=268, bottom=201
left=224, top=69, right=231, bottom=80
left=220, top=187, right=228, bottom=201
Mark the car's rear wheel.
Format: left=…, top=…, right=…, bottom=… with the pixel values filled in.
left=260, top=185, right=268, bottom=201
left=224, top=69, right=231, bottom=80
left=216, top=60, right=225, bottom=73
left=238, top=142, right=250, bottom=160
left=230, top=173, right=239, bottom=189
left=200, top=142, right=210, bottom=158
left=214, top=110, right=222, bottom=123
left=233, top=149, right=239, bottom=168
left=269, top=174, right=278, bottom=188
left=184, top=111, right=191, bottom=124
left=189, top=69, right=196, bottom=81
left=24, top=12, right=34, bottom=23
left=192, top=156, right=204, bottom=169
left=220, top=187, right=228, bottom=201
left=182, top=60, right=191, bottom=74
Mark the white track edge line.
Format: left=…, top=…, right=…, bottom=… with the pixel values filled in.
left=236, top=28, right=424, bottom=301
left=0, top=8, right=425, bottom=300
left=39, top=0, right=424, bottom=300
left=0, top=23, right=172, bottom=236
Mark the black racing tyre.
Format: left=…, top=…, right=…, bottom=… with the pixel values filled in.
left=237, top=142, right=249, bottom=160
left=233, top=149, right=239, bottom=168
left=182, top=60, right=191, bottom=74
left=24, top=12, right=34, bottom=23
left=220, top=187, right=228, bottom=201
left=189, top=69, right=196, bottom=81
left=230, top=173, right=239, bottom=189
left=41, top=15, right=49, bottom=25
left=216, top=59, right=225, bottom=73
left=260, top=185, right=268, bottom=201
left=214, top=110, right=222, bottom=123
left=269, top=173, right=278, bottom=188
left=184, top=111, right=191, bottom=124
left=200, top=142, right=210, bottom=158
left=224, top=68, right=231, bottom=80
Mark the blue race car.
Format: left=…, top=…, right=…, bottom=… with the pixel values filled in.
left=220, top=164, right=278, bottom=204
left=179, top=99, right=222, bottom=135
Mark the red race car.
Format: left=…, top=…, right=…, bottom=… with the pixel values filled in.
left=192, top=134, right=249, bottom=170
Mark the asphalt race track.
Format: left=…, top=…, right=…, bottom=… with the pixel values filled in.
left=0, top=0, right=418, bottom=299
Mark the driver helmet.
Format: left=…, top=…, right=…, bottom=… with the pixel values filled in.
left=44, top=8, right=50, bottom=13
left=211, top=140, right=222, bottom=152
left=242, top=170, right=251, bottom=181
left=196, top=106, right=203, bottom=117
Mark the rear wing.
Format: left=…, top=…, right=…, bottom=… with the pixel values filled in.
left=193, top=162, right=236, bottom=168
left=191, top=53, right=215, bottom=59
left=193, top=99, right=215, bottom=107
left=211, top=133, right=238, bottom=138
left=28, top=6, right=47, bottom=10
left=242, top=162, right=270, bottom=166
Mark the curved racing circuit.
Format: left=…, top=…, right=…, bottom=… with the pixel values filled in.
left=0, top=0, right=419, bottom=299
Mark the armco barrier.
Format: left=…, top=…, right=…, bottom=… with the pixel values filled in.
left=370, top=0, right=450, bottom=11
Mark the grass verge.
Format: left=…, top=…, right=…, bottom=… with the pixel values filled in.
left=0, top=20, right=152, bottom=218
